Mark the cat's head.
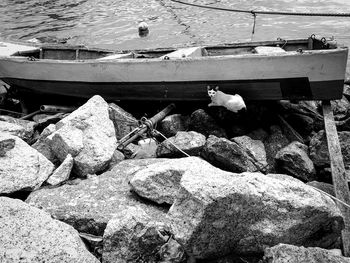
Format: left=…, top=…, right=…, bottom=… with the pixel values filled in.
left=207, top=86, right=219, bottom=98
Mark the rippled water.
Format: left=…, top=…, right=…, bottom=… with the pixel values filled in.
left=1, top=0, right=350, bottom=72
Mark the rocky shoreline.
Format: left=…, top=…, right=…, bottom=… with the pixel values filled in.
left=1, top=91, right=350, bottom=262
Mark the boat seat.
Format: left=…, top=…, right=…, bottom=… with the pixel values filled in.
left=0, top=42, right=39, bottom=56
left=254, top=46, right=286, bottom=54
left=98, top=52, right=134, bottom=60
left=160, top=47, right=203, bottom=59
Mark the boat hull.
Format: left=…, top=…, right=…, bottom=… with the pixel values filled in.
left=0, top=45, right=348, bottom=101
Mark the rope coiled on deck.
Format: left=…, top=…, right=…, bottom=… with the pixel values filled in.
left=169, top=0, right=350, bottom=17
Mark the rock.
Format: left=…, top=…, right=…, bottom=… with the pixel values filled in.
left=156, top=131, right=206, bottom=158
left=263, top=243, right=350, bottom=263
left=0, top=137, right=15, bottom=156
left=122, top=143, right=141, bottom=159
left=0, top=119, right=35, bottom=143
left=130, top=157, right=213, bottom=205
left=0, top=134, right=54, bottom=194
left=0, top=197, right=99, bottom=263
left=108, top=149, right=125, bottom=170
left=330, top=96, right=350, bottom=121
left=307, top=181, right=335, bottom=197
left=108, top=102, right=138, bottom=139
left=159, top=113, right=190, bottom=137
left=49, top=95, right=117, bottom=176
left=264, top=125, right=290, bottom=172
left=103, top=206, right=185, bottom=263
left=275, top=141, right=316, bottom=182
left=248, top=128, right=269, bottom=141
left=232, top=135, right=268, bottom=172
left=46, top=154, right=74, bottom=186
left=33, top=112, right=67, bottom=132
left=168, top=170, right=343, bottom=259
left=284, top=113, right=315, bottom=138
left=201, top=135, right=261, bottom=173
left=189, top=109, right=227, bottom=138
left=309, top=130, right=350, bottom=168
left=26, top=158, right=169, bottom=236
left=31, top=124, right=58, bottom=164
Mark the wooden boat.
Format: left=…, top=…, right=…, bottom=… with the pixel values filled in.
left=0, top=37, right=348, bottom=103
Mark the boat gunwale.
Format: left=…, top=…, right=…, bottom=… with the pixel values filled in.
left=1, top=46, right=348, bottom=65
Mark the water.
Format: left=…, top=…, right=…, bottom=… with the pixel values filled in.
left=0, top=0, right=350, bottom=73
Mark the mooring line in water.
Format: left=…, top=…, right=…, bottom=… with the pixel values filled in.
left=169, top=0, right=350, bottom=17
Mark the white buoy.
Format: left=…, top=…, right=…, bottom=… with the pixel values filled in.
left=138, top=22, right=149, bottom=37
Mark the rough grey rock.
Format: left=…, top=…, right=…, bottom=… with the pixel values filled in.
left=275, top=141, right=316, bottom=182
left=108, top=102, right=138, bottom=139
left=103, top=206, right=185, bottom=263
left=248, top=128, right=269, bottom=141
left=130, top=157, right=213, bottom=205
left=0, top=120, right=34, bottom=143
left=49, top=95, right=117, bottom=176
left=108, top=149, right=125, bottom=170
left=46, top=154, right=74, bottom=186
left=0, top=134, right=54, bottom=194
left=159, top=113, right=189, bottom=137
left=232, top=135, right=268, bottom=172
left=0, top=197, right=99, bottom=263
left=307, top=181, right=335, bottom=197
left=156, top=131, right=206, bottom=158
left=189, top=109, right=227, bottom=138
left=330, top=96, right=350, bottom=121
left=26, top=158, right=169, bottom=236
left=263, top=244, right=350, bottom=263
left=264, top=125, right=290, bottom=172
left=31, top=124, right=58, bottom=164
left=201, top=135, right=261, bottom=173
left=168, top=170, right=343, bottom=259
left=309, top=130, right=350, bottom=168
left=0, top=137, right=15, bottom=156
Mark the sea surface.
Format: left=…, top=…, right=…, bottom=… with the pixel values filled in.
left=0, top=0, right=350, bottom=73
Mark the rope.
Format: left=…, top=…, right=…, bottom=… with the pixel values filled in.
left=153, top=129, right=191, bottom=157
left=170, top=0, right=350, bottom=17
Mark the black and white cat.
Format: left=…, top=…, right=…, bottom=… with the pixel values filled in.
left=207, top=86, right=246, bottom=113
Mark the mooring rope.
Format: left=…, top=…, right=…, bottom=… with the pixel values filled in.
left=169, top=0, right=350, bottom=17
left=153, top=129, right=191, bottom=157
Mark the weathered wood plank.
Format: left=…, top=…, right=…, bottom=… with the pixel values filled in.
left=322, top=100, right=350, bottom=256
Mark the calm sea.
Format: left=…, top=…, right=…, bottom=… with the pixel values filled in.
left=0, top=0, right=350, bottom=73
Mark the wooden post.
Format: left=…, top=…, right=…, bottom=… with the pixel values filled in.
left=322, top=100, right=350, bottom=256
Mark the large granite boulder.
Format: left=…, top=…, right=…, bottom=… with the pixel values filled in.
left=189, top=109, right=227, bottom=138
left=263, top=244, right=350, bottom=263
left=26, top=159, right=169, bottom=236
left=49, top=95, right=117, bottom=176
left=309, top=130, right=350, bottom=168
left=0, top=197, right=99, bottom=263
left=232, top=135, right=268, bottom=172
left=108, top=103, right=138, bottom=139
left=129, top=157, right=213, bottom=205
left=0, top=134, right=54, bottom=194
left=201, top=135, right=261, bottom=173
left=307, top=181, right=335, bottom=197
left=156, top=131, right=206, bottom=158
left=275, top=141, right=316, bottom=182
left=103, top=206, right=185, bottom=263
left=168, top=169, right=343, bottom=259
left=159, top=113, right=189, bottom=137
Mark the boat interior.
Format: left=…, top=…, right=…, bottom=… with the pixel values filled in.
left=3, top=37, right=339, bottom=61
